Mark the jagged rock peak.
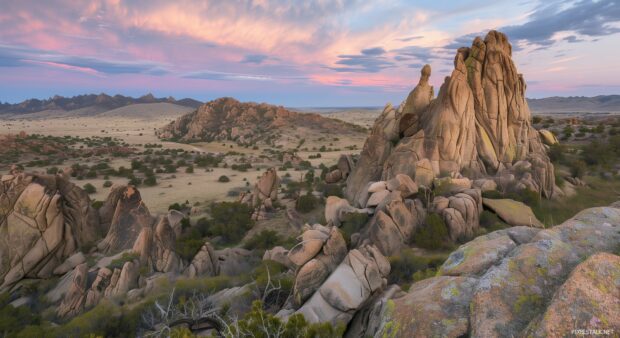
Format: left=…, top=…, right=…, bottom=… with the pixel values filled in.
left=346, top=30, right=554, bottom=206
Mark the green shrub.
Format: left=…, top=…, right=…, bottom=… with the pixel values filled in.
left=168, top=202, right=183, bottom=211
left=83, top=183, right=96, bottom=194
left=91, top=200, right=104, bottom=210
left=340, top=212, right=369, bottom=241
left=208, top=201, right=254, bottom=244
left=107, top=252, right=140, bottom=270
left=479, top=210, right=509, bottom=232
left=103, top=180, right=113, bottom=188
left=413, top=213, right=449, bottom=250
left=244, top=230, right=289, bottom=251
left=0, top=293, right=41, bottom=337
left=175, top=235, right=206, bottom=261
left=143, top=175, right=157, bottom=186
left=569, top=160, right=587, bottom=178
left=185, top=165, right=194, bottom=173
left=218, top=175, right=230, bottom=182
left=225, top=301, right=344, bottom=338
left=295, top=193, right=318, bottom=213
left=321, top=183, right=343, bottom=198
left=387, top=248, right=446, bottom=288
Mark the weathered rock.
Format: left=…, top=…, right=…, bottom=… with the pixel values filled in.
left=473, top=178, right=497, bottom=191
left=482, top=198, right=544, bottom=227
left=324, top=196, right=368, bottom=227
left=523, top=252, right=620, bottom=337
left=538, top=129, right=558, bottom=146
left=57, top=263, right=88, bottom=318
left=288, top=227, right=330, bottom=267
left=52, top=252, right=87, bottom=276
left=0, top=173, right=100, bottom=289
left=367, top=211, right=405, bottom=256
left=366, top=190, right=390, bottom=208
left=292, top=226, right=347, bottom=307
left=337, top=155, right=355, bottom=179
left=263, top=246, right=293, bottom=269
left=345, top=30, right=555, bottom=202
left=186, top=242, right=218, bottom=278
left=296, top=245, right=390, bottom=326
left=377, top=276, right=478, bottom=337
left=97, top=185, right=153, bottom=254
left=324, top=169, right=342, bottom=184
left=386, top=174, right=418, bottom=198
left=369, top=204, right=620, bottom=338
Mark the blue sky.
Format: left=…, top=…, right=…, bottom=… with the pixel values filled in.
left=0, top=0, right=619, bottom=106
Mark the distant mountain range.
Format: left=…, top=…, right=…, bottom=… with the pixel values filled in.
left=1, top=94, right=619, bottom=117
left=0, top=93, right=202, bottom=116
left=527, top=95, right=620, bottom=113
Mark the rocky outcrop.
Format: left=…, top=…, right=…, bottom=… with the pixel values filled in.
left=370, top=204, right=620, bottom=337
left=325, top=155, right=356, bottom=184
left=239, top=168, right=280, bottom=220
left=132, top=213, right=184, bottom=273
left=186, top=242, right=219, bottom=278
left=288, top=225, right=347, bottom=307
left=523, top=252, right=620, bottom=337
left=346, top=30, right=555, bottom=206
left=295, top=244, right=390, bottom=327
left=157, top=97, right=362, bottom=145
left=0, top=173, right=100, bottom=290
left=97, top=185, right=153, bottom=254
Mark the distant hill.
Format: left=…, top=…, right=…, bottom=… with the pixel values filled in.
left=527, top=95, right=620, bottom=113
left=157, top=97, right=367, bottom=144
left=0, top=93, right=202, bottom=117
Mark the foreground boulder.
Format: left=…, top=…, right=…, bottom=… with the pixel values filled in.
left=0, top=173, right=100, bottom=290
left=371, top=204, right=620, bottom=337
left=295, top=244, right=390, bottom=327
left=482, top=198, right=544, bottom=227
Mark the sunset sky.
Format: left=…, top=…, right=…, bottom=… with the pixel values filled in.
left=1, top=0, right=619, bottom=106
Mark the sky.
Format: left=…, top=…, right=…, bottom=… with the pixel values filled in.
left=0, top=0, right=619, bottom=107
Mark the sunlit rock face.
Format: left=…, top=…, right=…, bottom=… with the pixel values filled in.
left=346, top=30, right=554, bottom=206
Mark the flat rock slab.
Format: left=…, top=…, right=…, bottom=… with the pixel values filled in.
left=482, top=198, right=544, bottom=228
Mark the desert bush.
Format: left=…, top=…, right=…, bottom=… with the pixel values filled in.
left=295, top=193, right=318, bottom=213
left=387, top=248, right=446, bottom=289
left=175, top=235, right=205, bottom=261
left=569, top=160, right=587, bottom=178
left=103, top=180, right=113, bottom=188
left=218, top=175, right=230, bottom=182
left=207, top=201, right=254, bottom=244
left=222, top=300, right=344, bottom=338
left=185, top=165, right=194, bottom=173
left=143, top=175, right=157, bottom=186
left=340, top=212, right=369, bottom=243
left=0, top=293, right=42, bottom=337
left=413, top=213, right=449, bottom=250
left=107, top=252, right=140, bottom=270
left=479, top=210, right=509, bottom=232
left=83, top=183, right=96, bottom=194
left=244, top=230, right=290, bottom=251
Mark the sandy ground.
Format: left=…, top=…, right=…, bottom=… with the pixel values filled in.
left=0, top=110, right=372, bottom=214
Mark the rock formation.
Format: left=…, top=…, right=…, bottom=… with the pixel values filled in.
left=295, top=244, right=390, bottom=327
left=0, top=173, right=100, bottom=290
left=239, top=167, right=280, bottom=220
left=287, top=224, right=348, bottom=307
left=365, top=205, right=620, bottom=337
left=97, top=185, right=153, bottom=254
left=157, top=97, right=362, bottom=145
left=346, top=30, right=555, bottom=206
